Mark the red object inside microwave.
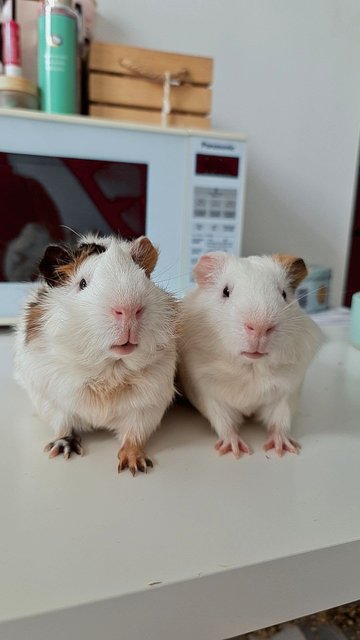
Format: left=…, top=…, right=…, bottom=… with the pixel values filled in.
left=0, top=153, right=147, bottom=282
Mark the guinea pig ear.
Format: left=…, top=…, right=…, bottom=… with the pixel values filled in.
left=193, top=252, right=227, bottom=286
left=130, top=236, right=159, bottom=277
left=273, top=253, right=308, bottom=289
left=38, top=244, right=73, bottom=287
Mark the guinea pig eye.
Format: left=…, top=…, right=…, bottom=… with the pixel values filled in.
left=282, top=290, right=287, bottom=301
left=223, top=286, right=230, bottom=298
left=79, top=278, right=87, bottom=290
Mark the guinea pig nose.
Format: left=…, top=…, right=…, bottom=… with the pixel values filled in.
left=112, top=306, right=143, bottom=321
left=244, top=322, right=276, bottom=337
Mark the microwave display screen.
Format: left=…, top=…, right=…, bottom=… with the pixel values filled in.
left=196, top=154, right=239, bottom=177
left=0, top=153, right=147, bottom=283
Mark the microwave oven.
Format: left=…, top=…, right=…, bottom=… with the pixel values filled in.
left=0, top=110, right=247, bottom=324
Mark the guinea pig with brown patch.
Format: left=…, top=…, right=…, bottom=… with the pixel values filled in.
left=178, top=252, right=323, bottom=457
left=14, top=234, right=178, bottom=475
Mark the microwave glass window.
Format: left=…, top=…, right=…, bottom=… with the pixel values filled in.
left=0, top=153, right=147, bottom=283
left=196, top=154, right=240, bottom=177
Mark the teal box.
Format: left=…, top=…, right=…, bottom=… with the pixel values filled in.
left=296, top=265, right=331, bottom=313
left=350, top=292, right=360, bottom=349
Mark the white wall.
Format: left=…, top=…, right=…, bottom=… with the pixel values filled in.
left=93, top=0, right=360, bottom=305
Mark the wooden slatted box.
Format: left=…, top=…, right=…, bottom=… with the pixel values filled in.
left=88, top=41, right=213, bottom=129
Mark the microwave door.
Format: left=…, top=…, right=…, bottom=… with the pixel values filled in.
left=0, top=113, right=189, bottom=321
left=0, top=153, right=149, bottom=323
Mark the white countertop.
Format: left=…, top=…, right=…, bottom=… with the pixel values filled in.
left=1, top=324, right=360, bottom=640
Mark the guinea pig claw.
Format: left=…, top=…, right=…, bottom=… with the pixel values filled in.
left=47, top=444, right=60, bottom=458
left=264, top=433, right=301, bottom=456
left=215, top=437, right=251, bottom=458
left=44, top=435, right=83, bottom=460
left=117, top=443, right=153, bottom=476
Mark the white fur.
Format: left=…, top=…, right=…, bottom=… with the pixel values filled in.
left=14, top=235, right=177, bottom=451
left=178, top=253, right=323, bottom=455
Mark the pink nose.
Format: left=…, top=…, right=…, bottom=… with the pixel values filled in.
left=244, top=322, right=276, bottom=338
left=111, top=306, right=143, bottom=321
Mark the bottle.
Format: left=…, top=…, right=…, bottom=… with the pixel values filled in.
left=38, top=0, right=78, bottom=114
left=1, top=0, right=22, bottom=77
left=2, top=20, right=22, bottom=76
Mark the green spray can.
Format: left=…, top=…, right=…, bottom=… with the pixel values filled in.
left=38, top=0, right=78, bottom=114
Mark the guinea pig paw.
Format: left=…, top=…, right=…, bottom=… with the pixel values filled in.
left=44, top=435, right=83, bottom=460
left=264, top=433, right=301, bottom=457
left=117, top=444, right=153, bottom=476
left=215, top=437, right=251, bottom=459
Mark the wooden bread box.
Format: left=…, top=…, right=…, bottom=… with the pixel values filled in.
left=88, top=42, right=213, bottom=129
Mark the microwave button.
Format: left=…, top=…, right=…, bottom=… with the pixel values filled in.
left=194, top=209, right=206, bottom=217
left=209, top=188, right=222, bottom=198
left=224, top=210, right=236, bottom=218
left=210, top=210, right=221, bottom=218
left=223, top=224, right=235, bottom=232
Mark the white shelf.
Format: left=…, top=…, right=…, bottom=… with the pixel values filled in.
left=0, top=107, right=247, bottom=140
left=1, top=325, right=360, bottom=639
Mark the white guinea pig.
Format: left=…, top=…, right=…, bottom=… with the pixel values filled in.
left=178, top=252, right=322, bottom=457
left=14, top=234, right=178, bottom=475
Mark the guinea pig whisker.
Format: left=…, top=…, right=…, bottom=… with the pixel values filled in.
left=60, top=225, right=82, bottom=239
left=281, top=285, right=326, bottom=313
left=154, top=261, right=182, bottom=279
left=280, top=314, right=312, bottom=323
left=154, top=269, right=193, bottom=285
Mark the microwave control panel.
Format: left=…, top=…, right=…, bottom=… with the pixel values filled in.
left=186, top=137, right=246, bottom=288
left=190, top=186, right=238, bottom=271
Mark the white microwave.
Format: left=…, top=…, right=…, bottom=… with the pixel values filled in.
left=0, top=110, right=247, bottom=323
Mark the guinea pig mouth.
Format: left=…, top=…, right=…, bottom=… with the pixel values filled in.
left=111, top=342, right=138, bottom=356
left=241, top=351, right=268, bottom=360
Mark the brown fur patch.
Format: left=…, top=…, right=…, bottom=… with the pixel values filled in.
left=272, top=253, right=308, bottom=289
left=55, top=243, right=106, bottom=283
left=118, top=441, right=146, bottom=458
left=131, top=236, right=159, bottom=277
left=172, top=297, right=184, bottom=338
left=24, top=288, right=47, bottom=343
left=39, top=242, right=106, bottom=287
left=81, top=365, right=151, bottom=419
left=84, top=375, right=125, bottom=407
left=81, top=341, right=176, bottom=420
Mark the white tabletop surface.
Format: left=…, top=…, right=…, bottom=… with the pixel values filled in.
left=1, top=323, right=360, bottom=640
